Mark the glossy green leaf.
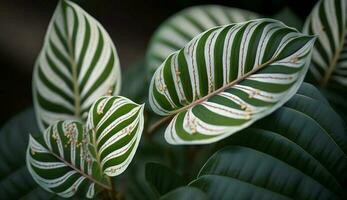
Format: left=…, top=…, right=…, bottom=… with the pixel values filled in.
left=33, top=0, right=121, bottom=131
left=191, top=175, right=291, bottom=200
left=159, top=186, right=207, bottom=200
left=145, top=162, right=184, bottom=196
left=146, top=5, right=260, bottom=73
left=0, top=108, right=56, bottom=200
left=159, top=84, right=347, bottom=199
left=149, top=18, right=316, bottom=144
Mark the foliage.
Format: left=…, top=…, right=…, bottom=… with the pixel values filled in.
left=0, top=0, right=346, bottom=199
left=148, top=18, right=316, bottom=144
left=146, top=84, right=347, bottom=199
left=303, top=0, right=347, bottom=122
left=32, top=0, right=121, bottom=131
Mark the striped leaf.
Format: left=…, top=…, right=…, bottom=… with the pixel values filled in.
left=303, top=0, right=347, bottom=122
left=303, top=0, right=346, bottom=87
left=26, top=120, right=107, bottom=199
left=33, top=0, right=121, bottom=132
left=86, top=96, right=145, bottom=177
left=146, top=5, right=259, bottom=73
left=148, top=19, right=316, bottom=144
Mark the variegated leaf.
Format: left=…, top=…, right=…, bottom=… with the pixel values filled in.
left=303, top=0, right=347, bottom=122
left=87, top=96, right=145, bottom=177
left=26, top=120, right=108, bottom=199
left=33, top=0, right=121, bottom=132
left=146, top=5, right=260, bottom=73
left=149, top=19, right=316, bottom=144
left=303, top=0, right=347, bottom=87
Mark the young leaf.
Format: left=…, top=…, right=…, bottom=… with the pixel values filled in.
left=26, top=120, right=108, bottom=199
left=26, top=95, right=145, bottom=198
left=87, top=96, right=145, bottom=177
left=146, top=5, right=260, bottom=73
left=149, top=19, right=316, bottom=145
left=33, top=0, right=121, bottom=131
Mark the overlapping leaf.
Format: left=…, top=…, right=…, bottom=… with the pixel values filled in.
left=26, top=120, right=106, bottom=199
left=33, top=0, right=121, bottom=131
left=145, top=5, right=259, bottom=73
left=153, top=84, right=347, bottom=199
left=149, top=19, right=316, bottom=144
left=303, top=0, right=346, bottom=87
left=27, top=96, right=145, bottom=198
left=86, top=96, right=145, bottom=177
left=303, top=0, right=347, bottom=122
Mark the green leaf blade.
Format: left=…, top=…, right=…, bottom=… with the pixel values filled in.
left=26, top=120, right=105, bottom=199
left=33, top=0, right=121, bottom=131
left=145, top=162, right=184, bottom=196
left=87, top=96, right=145, bottom=177
left=149, top=19, right=316, bottom=144
left=198, top=146, right=339, bottom=199
left=146, top=5, right=260, bottom=74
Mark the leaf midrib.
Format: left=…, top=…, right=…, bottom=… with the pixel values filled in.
left=62, top=1, right=81, bottom=119
left=172, top=58, right=275, bottom=115
left=321, top=27, right=346, bottom=87
left=48, top=147, right=111, bottom=190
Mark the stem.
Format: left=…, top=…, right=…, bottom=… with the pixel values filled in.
left=321, top=30, right=346, bottom=87
left=62, top=1, right=81, bottom=118
left=146, top=115, right=173, bottom=137
left=49, top=150, right=112, bottom=190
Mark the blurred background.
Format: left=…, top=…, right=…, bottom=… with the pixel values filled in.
left=0, top=0, right=317, bottom=125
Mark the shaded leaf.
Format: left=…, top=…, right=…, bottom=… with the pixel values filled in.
left=159, top=186, right=207, bottom=200
left=146, top=5, right=260, bottom=73
left=145, top=162, right=184, bottom=196
left=303, top=0, right=347, bottom=122
left=159, top=84, right=347, bottom=199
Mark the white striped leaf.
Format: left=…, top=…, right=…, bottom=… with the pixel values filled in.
left=26, top=120, right=107, bottom=199
left=33, top=0, right=121, bottom=132
left=303, top=0, right=347, bottom=87
left=87, top=96, right=145, bottom=177
left=146, top=5, right=260, bottom=73
left=27, top=95, right=145, bottom=198
left=149, top=19, right=316, bottom=145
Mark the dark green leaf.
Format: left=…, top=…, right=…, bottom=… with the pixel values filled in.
left=159, top=186, right=207, bottom=200
left=145, top=162, right=184, bottom=196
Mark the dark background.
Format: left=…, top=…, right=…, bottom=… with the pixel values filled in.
left=0, top=0, right=317, bottom=125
